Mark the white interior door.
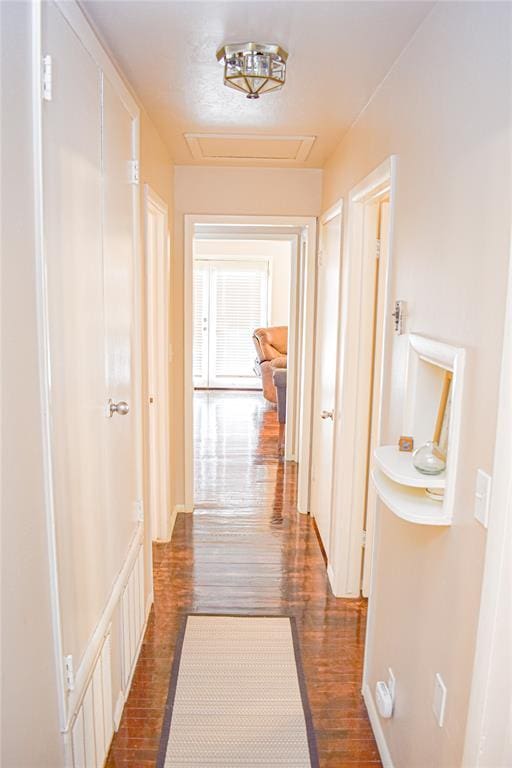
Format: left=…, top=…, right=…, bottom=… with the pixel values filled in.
left=43, top=4, right=107, bottom=662
left=42, top=2, right=140, bottom=669
left=102, top=74, right=139, bottom=557
left=146, top=188, right=171, bottom=541
left=310, top=207, right=343, bottom=554
left=193, top=260, right=268, bottom=389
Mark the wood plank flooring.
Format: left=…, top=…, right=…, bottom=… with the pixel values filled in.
left=106, top=390, right=381, bottom=767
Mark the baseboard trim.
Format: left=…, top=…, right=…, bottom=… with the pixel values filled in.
left=327, top=563, right=336, bottom=593
left=113, top=690, right=125, bottom=732
left=363, top=683, right=395, bottom=768
left=64, top=522, right=143, bottom=730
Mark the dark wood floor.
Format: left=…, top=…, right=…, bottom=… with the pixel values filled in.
left=106, top=390, right=381, bottom=767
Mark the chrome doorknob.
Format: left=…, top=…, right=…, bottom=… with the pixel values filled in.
left=107, top=399, right=129, bottom=417
left=321, top=409, right=334, bottom=420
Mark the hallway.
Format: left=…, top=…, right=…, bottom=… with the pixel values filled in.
left=107, top=391, right=380, bottom=767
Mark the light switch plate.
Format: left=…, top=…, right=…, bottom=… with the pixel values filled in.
left=433, top=673, right=447, bottom=727
left=474, top=469, right=492, bottom=528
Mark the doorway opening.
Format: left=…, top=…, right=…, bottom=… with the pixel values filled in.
left=184, top=216, right=317, bottom=514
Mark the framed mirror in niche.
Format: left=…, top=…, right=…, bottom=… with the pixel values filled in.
left=372, top=334, right=465, bottom=525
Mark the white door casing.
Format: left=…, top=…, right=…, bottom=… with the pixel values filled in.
left=361, top=200, right=390, bottom=598
left=310, top=202, right=343, bottom=554
left=329, top=157, right=396, bottom=600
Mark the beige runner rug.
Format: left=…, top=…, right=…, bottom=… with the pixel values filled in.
left=157, top=614, right=319, bottom=767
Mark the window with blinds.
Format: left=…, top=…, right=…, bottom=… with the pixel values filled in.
left=193, top=259, right=268, bottom=389
left=193, top=264, right=209, bottom=386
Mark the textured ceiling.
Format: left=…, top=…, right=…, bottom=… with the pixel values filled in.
left=82, top=1, right=433, bottom=167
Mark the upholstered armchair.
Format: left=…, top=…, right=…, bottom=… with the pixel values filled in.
left=252, top=326, right=288, bottom=404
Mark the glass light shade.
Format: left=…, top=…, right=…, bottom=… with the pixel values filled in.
left=412, top=441, right=447, bottom=475
left=217, top=43, right=288, bottom=99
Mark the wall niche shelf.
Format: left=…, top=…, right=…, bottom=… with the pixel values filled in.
left=374, top=445, right=446, bottom=489
left=371, top=468, right=450, bottom=526
left=371, top=334, right=465, bottom=526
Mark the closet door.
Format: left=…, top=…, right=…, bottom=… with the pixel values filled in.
left=208, top=260, right=268, bottom=389
left=42, top=4, right=140, bottom=674
left=42, top=3, right=107, bottom=663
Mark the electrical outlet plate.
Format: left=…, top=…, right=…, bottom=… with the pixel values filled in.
left=474, top=469, right=492, bottom=528
left=433, top=673, right=447, bottom=727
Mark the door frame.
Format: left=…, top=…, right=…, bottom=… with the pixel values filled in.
left=328, top=156, right=397, bottom=598
left=184, top=214, right=317, bottom=513
left=309, top=199, right=344, bottom=553
left=144, top=184, right=172, bottom=541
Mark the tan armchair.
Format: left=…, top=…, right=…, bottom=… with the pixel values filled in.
left=253, top=326, right=288, bottom=404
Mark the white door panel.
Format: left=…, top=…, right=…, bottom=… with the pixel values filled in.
left=310, top=210, right=343, bottom=555
left=42, top=3, right=139, bottom=668
left=102, top=75, right=138, bottom=559
left=43, top=3, right=106, bottom=662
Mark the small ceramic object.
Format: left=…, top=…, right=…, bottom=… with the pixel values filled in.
left=412, top=441, right=446, bottom=475
left=398, top=435, right=414, bottom=452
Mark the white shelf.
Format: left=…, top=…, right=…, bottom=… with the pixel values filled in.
left=374, top=445, right=446, bottom=489
left=371, top=468, right=451, bottom=526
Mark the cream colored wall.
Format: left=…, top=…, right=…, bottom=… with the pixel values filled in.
left=1, top=3, right=64, bottom=766
left=194, top=238, right=292, bottom=326
left=172, top=166, right=322, bottom=503
left=322, top=3, right=511, bottom=766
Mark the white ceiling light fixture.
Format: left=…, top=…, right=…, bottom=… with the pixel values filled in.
left=216, top=42, right=288, bottom=100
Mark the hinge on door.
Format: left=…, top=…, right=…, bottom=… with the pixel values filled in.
left=375, top=239, right=381, bottom=259
left=135, top=499, right=144, bottom=522
left=64, top=655, right=75, bottom=691
left=362, top=530, right=367, bottom=548
left=42, top=55, right=52, bottom=101
left=317, top=250, right=323, bottom=267
left=128, top=160, right=140, bottom=185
